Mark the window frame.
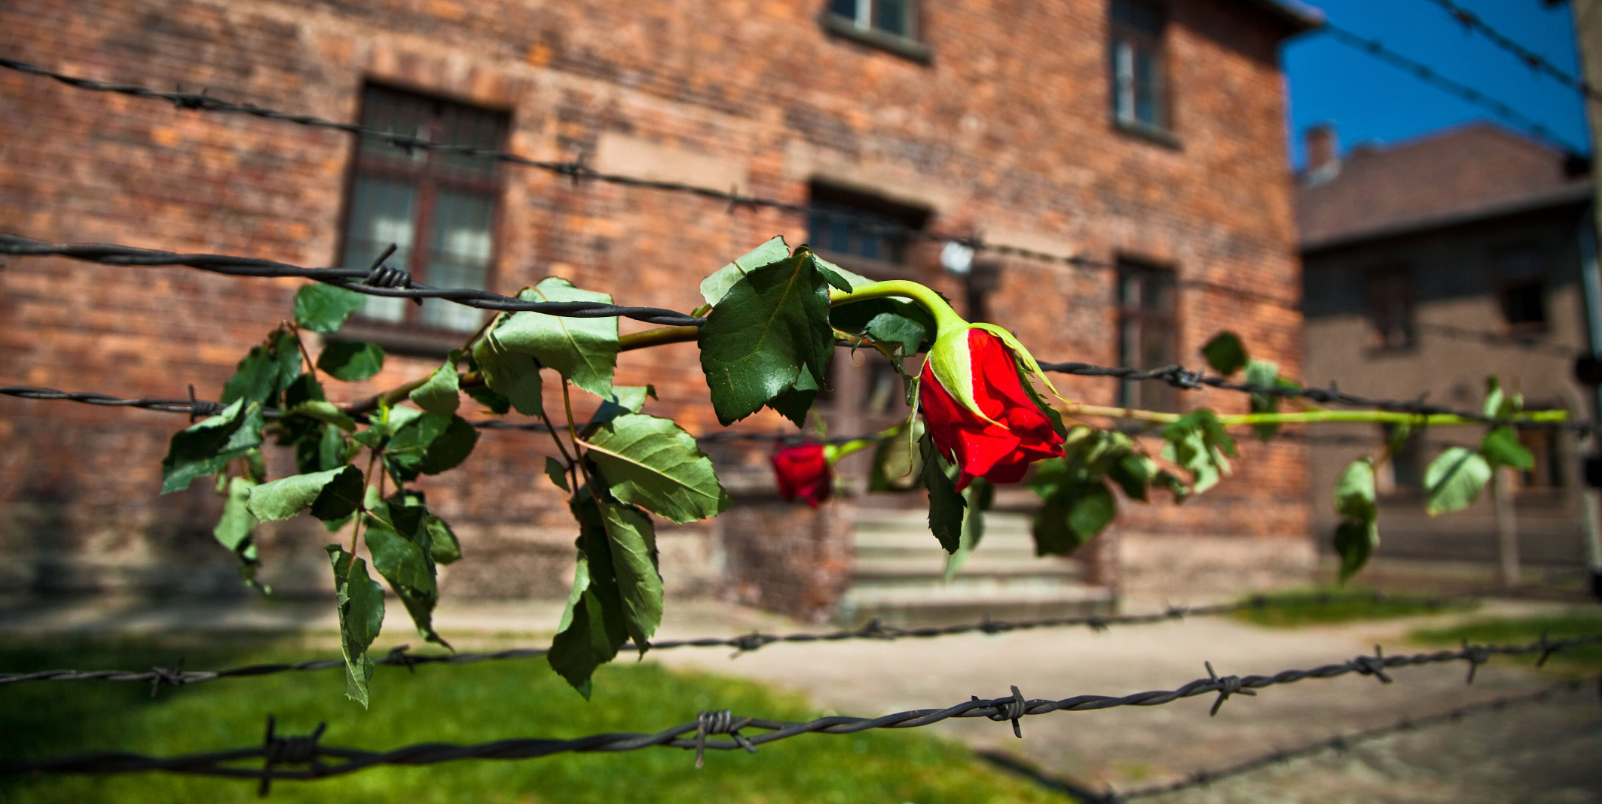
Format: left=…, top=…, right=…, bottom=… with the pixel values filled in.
left=1490, top=241, right=1550, bottom=334
left=333, top=83, right=511, bottom=348
left=1114, top=259, right=1180, bottom=412
left=1108, top=0, right=1175, bottom=142
left=820, top=0, right=931, bottom=63
left=805, top=182, right=931, bottom=282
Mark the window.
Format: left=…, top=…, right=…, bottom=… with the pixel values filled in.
left=806, top=184, right=929, bottom=277
left=1494, top=243, right=1547, bottom=329
left=1110, top=0, right=1168, bottom=134
left=1116, top=261, right=1177, bottom=411
left=1517, top=425, right=1565, bottom=490
left=827, top=0, right=916, bottom=40
left=1364, top=265, right=1415, bottom=350
left=1380, top=423, right=1424, bottom=493
left=340, top=85, right=508, bottom=334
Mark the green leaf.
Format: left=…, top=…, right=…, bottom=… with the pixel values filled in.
left=1067, top=482, right=1116, bottom=538
left=546, top=457, right=571, bottom=491
left=830, top=299, right=935, bottom=357
left=698, top=250, right=835, bottom=425
left=1032, top=492, right=1082, bottom=556
left=1244, top=360, right=1291, bottom=440
left=222, top=330, right=302, bottom=407
left=285, top=400, right=357, bottom=433
left=943, top=479, right=993, bottom=582
left=1482, top=376, right=1522, bottom=419
left=1333, top=519, right=1379, bottom=583
left=582, top=413, right=733, bottom=524
left=870, top=417, right=925, bottom=492
left=247, top=465, right=364, bottom=522
left=699, top=235, right=791, bottom=307
left=214, top=477, right=263, bottom=588
left=426, top=513, right=462, bottom=565
left=921, top=434, right=966, bottom=552
left=1424, top=446, right=1492, bottom=515
left=327, top=546, right=385, bottom=708
left=293, top=284, right=368, bottom=334
left=586, top=386, right=655, bottom=430
left=384, top=413, right=479, bottom=482
left=1161, top=410, right=1235, bottom=495
left=587, top=495, right=663, bottom=651
left=491, top=279, right=619, bottom=399
left=1200, top=331, right=1248, bottom=376
left=548, top=504, right=632, bottom=698
left=816, top=262, right=855, bottom=294
left=318, top=341, right=385, bottom=382
left=1107, top=453, right=1156, bottom=502
left=471, top=332, right=544, bottom=416
left=365, top=501, right=449, bottom=649
left=1334, top=458, right=1377, bottom=522
left=283, top=372, right=326, bottom=409
left=409, top=353, right=462, bottom=416
left=765, top=366, right=819, bottom=429
left=160, top=400, right=265, bottom=494
left=1481, top=426, right=1535, bottom=471
left=295, top=424, right=350, bottom=475
left=465, top=384, right=511, bottom=414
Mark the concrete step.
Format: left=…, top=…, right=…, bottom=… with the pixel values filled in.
left=854, top=557, right=1084, bottom=585
left=835, top=584, right=1115, bottom=628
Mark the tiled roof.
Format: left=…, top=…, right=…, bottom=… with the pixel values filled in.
left=1297, top=122, right=1592, bottom=251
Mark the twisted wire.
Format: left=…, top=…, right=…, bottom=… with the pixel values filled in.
left=1414, top=0, right=1600, bottom=102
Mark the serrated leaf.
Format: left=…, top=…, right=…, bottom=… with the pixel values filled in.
left=471, top=332, right=544, bottom=416
left=385, top=413, right=479, bottom=482
left=295, top=424, right=349, bottom=475
left=943, top=479, right=992, bottom=582
left=214, top=477, right=262, bottom=588
left=583, top=414, right=733, bottom=524
left=1333, top=519, right=1379, bottom=583
left=285, top=400, right=357, bottom=433
left=328, top=546, right=385, bottom=708
left=590, top=496, right=662, bottom=651
left=425, top=514, right=462, bottom=565
left=1334, top=458, right=1377, bottom=522
left=160, top=400, right=266, bottom=494
left=364, top=502, right=449, bottom=649
left=247, top=465, right=364, bottom=522
left=546, top=457, right=571, bottom=491
left=1108, top=453, right=1156, bottom=502
left=698, top=250, right=835, bottom=425
left=765, top=366, right=819, bottom=429
left=465, top=384, right=511, bottom=414
left=586, top=386, right=654, bottom=430
left=548, top=501, right=632, bottom=698
left=284, top=372, right=326, bottom=409
left=1424, top=446, right=1492, bottom=515
left=922, top=433, right=966, bottom=552
left=1200, top=332, right=1248, bottom=376
left=1244, top=359, right=1289, bottom=440
left=830, top=298, right=935, bottom=357
left=318, top=341, right=385, bottom=382
left=699, top=235, right=791, bottom=307
left=1067, top=482, right=1116, bottom=538
left=293, top=284, right=368, bottom=334
left=222, top=330, right=303, bottom=407
left=1161, top=410, right=1235, bottom=495
left=1481, top=426, right=1535, bottom=471
left=816, top=261, right=855, bottom=293
left=492, top=279, right=619, bottom=399
left=409, top=354, right=462, bottom=416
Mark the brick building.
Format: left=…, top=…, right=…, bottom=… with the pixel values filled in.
left=0, top=0, right=1318, bottom=622
left=1299, top=123, right=1599, bottom=584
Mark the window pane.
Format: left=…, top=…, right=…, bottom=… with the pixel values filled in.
left=829, top=0, right=857, bottom=19
left=422, top=190, right=495, bottom=332
left=345, top=177, right=417, bottom=323
left=438, top=103, right=506, bottom=177
left=1112, top=41, right=1135, bottom=123
left=1133, top=46, right=1159, bottom=127
left=876, top=0, right=910, bottom=36
left=1112, top=0, right=1163, bottom=36
left=358, top=88, right=430, bottom=166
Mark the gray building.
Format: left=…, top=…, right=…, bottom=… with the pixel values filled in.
left=1299, top=122, right=1597, bottom=584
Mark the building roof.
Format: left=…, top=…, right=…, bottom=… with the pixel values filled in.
left=1298, top=122, right=1593, bottom=252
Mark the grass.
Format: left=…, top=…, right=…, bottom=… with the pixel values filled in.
left=0, top=636, right=1066, bottom=804
left=1410, top=609, right=1601, bottom=674
left=1232, top=587, right=1479, bottom=628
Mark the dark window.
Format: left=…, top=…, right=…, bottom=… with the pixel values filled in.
left=1110, top=0, right=1168, bottom=133
left=827, top=0, right=916, bottom=39
left=806, top=184, right=928, bottom=277
left=1365, top=265, right=1415, bottom=350
left=1494, top=243, right=1547, bottom=329
left=1517, top=425, right=1565, bottom=490
left=340, top=85, right=508, bottom=334
left=1116, top=261, right=1177, bottom=411
left=1382, top=423, right=1424, bottom=491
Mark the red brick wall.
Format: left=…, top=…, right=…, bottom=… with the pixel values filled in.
left=0, top=0, right=1308, bottom=601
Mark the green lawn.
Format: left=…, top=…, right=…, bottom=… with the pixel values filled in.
left=1232, top=588, right=1478, bottom=628
left=1410, top=609, right=1601, bottom=674
left=0, top=637, right=1065, bottom=804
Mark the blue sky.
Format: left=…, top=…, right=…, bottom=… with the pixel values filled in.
left=1282, top=0, right=1593, bottom=167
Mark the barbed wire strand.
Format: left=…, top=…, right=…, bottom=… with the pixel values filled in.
left=981, top=678, right=1598, bottom=803
left=1413, top=0, right=1600, bottom=102
left=0, top=635, right=1592, bottom=783
left=1320, top=22, right=1581, bottom=152
left=0, top=58, right=1299, bottom=308
left=0, top=590, right=1471, bottom=689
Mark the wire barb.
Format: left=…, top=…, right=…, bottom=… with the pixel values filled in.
left=1205, top=661, right=1255, bottom=716
left=259, top=716, right=327, bottom=797
left=694, top=710, right=755, bottom=768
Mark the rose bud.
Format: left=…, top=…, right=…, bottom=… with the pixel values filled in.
left=772, top=443, right=832, bottom=507
left=919, top=327, right=1066, bottom=490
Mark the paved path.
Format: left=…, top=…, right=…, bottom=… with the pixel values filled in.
left=3, top=596, right=1596, bottom=802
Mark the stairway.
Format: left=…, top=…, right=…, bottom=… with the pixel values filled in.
left=835, top=505, right=1115, bottom=627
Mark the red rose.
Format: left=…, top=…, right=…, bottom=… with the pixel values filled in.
left=919, top=329, right=1064, bottom=490
left=772, top=443, right=832, bottom=507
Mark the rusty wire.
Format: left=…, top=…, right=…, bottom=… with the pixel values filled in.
left=0, top=636, right=1592, bottom=785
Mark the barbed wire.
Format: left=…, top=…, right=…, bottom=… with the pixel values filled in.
left=0, top=591, right=1467, bottom=690
left=1321, top=22, right=1581, bottom=153
left=983, top=678, right=1598, bottom=803
left=0, top=635, right=1592, bottom=784
left=0, top=58, right=1299, bottom=308
left=1413, top=0, right=1600, bottom=102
